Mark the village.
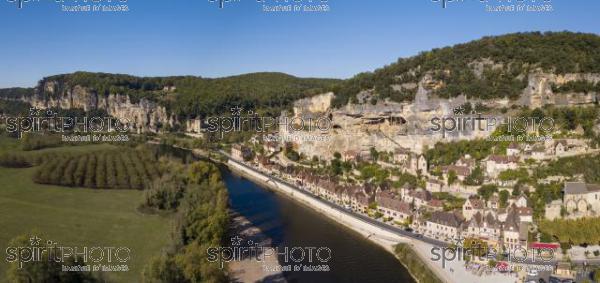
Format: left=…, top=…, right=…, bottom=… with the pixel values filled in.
left=229, top=127, right=600, bottom=282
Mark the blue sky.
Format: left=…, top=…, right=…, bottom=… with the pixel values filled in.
left=0, top=0, right=598, bottom=87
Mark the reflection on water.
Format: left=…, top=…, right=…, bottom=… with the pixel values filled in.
left=148, top=144, right=414, bottom=283
left=224, top=171, right=415, bottom=283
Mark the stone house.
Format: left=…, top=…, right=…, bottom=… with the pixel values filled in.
left=264, top=141, right=281, bottom=154
left=554, top=140, right=568, bottom=156
left=507, top=194, right=529, bottom=208
left=487, top=195, right=500, bottom=210
left=506, top=142, right=521, bottom=156
left=455, top=155, right=476, bottom=168
left=408, top=154, right=428, bottom=174
left=462, top=198, right=485, bottom=221
left=375, top=190, right=413, bottom=223
left=425, top=211, right=464, bottom=242
left=544, top=200, right=563, bottom=220
left=400, top=187, right=432, bottom=209
left=502, top=209, right=528, bottom=251
left=427, top=199, right=445, bottom=211
left=351, top=186, right=374, bottom=213
left=441, top=165, right=471, bottom=182
left=426, top=178, right=444, bottom=192
left=563, top=182, right=600, bottom=216
left=393, top=147, right=411, bottom=164
left=485, top=155, right=519, bottom=178
left=231, top=144, right=252, bottom=161
left=462, top=211, right=502, bottom=244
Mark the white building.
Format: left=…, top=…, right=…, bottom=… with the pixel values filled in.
left=563, top=182, right=600, bottom=216
left=425, top=211, right=464, bottom=242
left=485, top=155, right=519, bottom=178
left=506, top=143, right=521, bottom=156
left=462, top=198, right=485, bottom=221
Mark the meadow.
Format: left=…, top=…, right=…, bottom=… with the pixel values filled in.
left=0, top=139, right=172, bottom=282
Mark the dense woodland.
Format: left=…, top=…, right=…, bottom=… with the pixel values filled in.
left=32, top=72, right=339, bottom=119
left=330, top=32, right=600, bottom=107
left=1, top=33, right=598, bottom=121
left=0, top=87, right=33, bottom=99
left=141, top=161, right=229, bottom=283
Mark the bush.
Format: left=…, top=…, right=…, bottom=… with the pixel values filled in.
left=142, top=161, right=228, bottom=282
left=0, top=153, right=32, bottom=168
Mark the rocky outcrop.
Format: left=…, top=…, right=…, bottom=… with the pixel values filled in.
left=519, top=72, right=600, bottom=108
left=293, top=92, right=334, bottom=115
left=21, top=80, right=176, bottom=133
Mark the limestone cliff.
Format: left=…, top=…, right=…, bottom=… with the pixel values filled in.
left=21, top=80, right=176, bottom=133
left=519, top=72, right=600, bottom=108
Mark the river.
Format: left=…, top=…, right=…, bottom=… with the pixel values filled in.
left=150, top=144, right=415, bottom=283
left=223, top=169, right=415, bottom=283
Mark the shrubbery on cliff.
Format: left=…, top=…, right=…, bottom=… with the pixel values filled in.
left=331, top=32, right=600, bottom=107
left=35, top=72, right=339, bottom=119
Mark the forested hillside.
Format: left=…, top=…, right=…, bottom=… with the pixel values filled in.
left=330, top=31, right=600, bottom=107
left=32, top=72, right=340, bottom=118
left=2, top=32, right=599, bottom=116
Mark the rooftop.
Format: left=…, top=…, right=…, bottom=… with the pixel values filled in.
left=564, top=182, right=600, bottom=195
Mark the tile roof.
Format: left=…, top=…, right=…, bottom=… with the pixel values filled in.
left=564, top=182, right=600, bottom=195
left=430, top=211, right=464, bottom=228
left=376, top=191, right=412, bottom=214
left=488, top=155, right=519, bottom=164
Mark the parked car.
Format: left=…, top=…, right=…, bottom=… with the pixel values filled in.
left=527, top=269, right=539, bottom=277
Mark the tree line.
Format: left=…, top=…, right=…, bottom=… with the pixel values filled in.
left=141, top=160, right=229, bottom=283
left=539, top=218, right=600, bottom=246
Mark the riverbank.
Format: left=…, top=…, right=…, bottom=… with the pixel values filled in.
left=223, top=158, right=526, bottom=283
left=223, top=160, right=437, bottom=282
left=394, top=244, right=443, bottom=283
left=228, top=212, right=286, bottom=283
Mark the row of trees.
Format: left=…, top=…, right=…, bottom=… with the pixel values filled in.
left=33, top=148, right=161, bottom=190
left=0, top=153, right=32, bottom=168
left=539, top=218, right=600, bottom=246
left=21, top=133, right=63, bottom=151
left=0, top=151, right=63, bottom=169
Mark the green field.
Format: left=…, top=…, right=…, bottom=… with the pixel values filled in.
left=0, top=142, right=173, bottom=282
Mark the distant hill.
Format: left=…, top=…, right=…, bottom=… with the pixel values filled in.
left=2, top=32, right=599, bottom=117
left=329, top=31, right=600, bottom=107
left=3, top=72, right=340, bottom=118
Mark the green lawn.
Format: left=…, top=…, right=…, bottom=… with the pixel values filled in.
left=0, top=165, right=172, bottom=282
left=0, top=136, right=18, bottom=155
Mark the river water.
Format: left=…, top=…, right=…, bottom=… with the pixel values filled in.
left=150, top=145, right=414, bottom=283
left=223, top=170, right=415, bottom=283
